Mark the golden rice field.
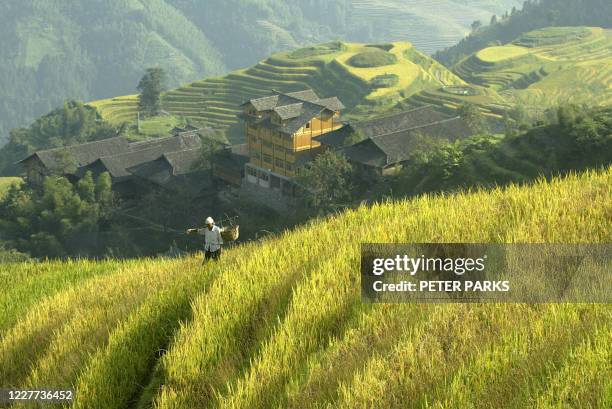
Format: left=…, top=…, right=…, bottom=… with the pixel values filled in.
left=1, top=168, right=611, bottom=408
left=476, top=45, right=530, bottom=63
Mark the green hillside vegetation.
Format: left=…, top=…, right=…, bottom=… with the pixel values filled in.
left=91, top=41, right=465, bottom=143
left=1, top=167, right=610, bottom=408
left=393, top=106, right=612, bottom=196
left=452, top=27, right=612, bottom=108
left=0, top=101, right=117, bottom=175
left=434, top=0, right=612, bottom=67
left=0, top=177, right=22, bottom=199
left=0, top=0, right=522, bottom=145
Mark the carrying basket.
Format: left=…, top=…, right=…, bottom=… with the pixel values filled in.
left=221, top=225, right=239, bottom=241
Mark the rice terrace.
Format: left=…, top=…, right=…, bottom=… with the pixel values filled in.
left=1, top=168, right=611, bottom=408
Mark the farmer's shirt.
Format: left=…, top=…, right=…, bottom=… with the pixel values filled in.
left=197, top=225, right=223, bottom=252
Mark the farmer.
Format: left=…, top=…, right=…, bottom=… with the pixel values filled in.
left=186, top=216, right=223, bottom=262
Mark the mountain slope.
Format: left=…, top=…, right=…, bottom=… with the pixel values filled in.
left=453, top=26, right=612, bottom=107
left=435, top=0, right=612, bottom=66
left=0, top=0, right=520, bottom=144
left=1, top=167, right=610, bottom=408
left=0, top=0, right=226, bottom=145
left=91, top=41, right=466, bottom=143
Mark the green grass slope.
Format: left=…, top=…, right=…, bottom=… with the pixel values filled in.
left=453, top=27, right=612, bottom=108
left=91, top=42, right=465, bottom=143
left=1, top=167, right=611, bottom=408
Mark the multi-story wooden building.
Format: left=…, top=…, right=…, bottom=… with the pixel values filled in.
left=240, top=89, right=344, bottom=203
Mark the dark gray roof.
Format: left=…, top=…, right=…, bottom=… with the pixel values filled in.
left=243, top=89, right=343, bottom=113
left=315, top=124, right=356, bottom=148
left=317, top=97, right=345, bottom=112
left=77, top=134, right=203, bottom=181
left=126, top=148, right=206, bottom=187
left=341, top=139, right=388, bottom=168
left=352, top=105, right=450, bottom=138
left=82, top=147, right=172, bottom=180
left=19, top=136, right=130, bottom=171
left=342, top=117, right=474, bottom=168
left=242, top=89, right=344, bottom=136
left=162, top=149, right=203, bottom=175
left=126, top=156, right=173, bottom=185
left=281, top=101, right=330, bottom=135
left=214, top=147, right=250, bottom=171
left=128, top=133, right=201, bottom=152
left=274, top=103, right=304, bottom=120
left=243, top=89, right=321, bottom=111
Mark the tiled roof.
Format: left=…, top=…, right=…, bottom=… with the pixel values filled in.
left=19, top=137, right=130, bottom=171
left=314, top=124, right=356, bottom=148
left=273, top=103, right=304, bottom=120
left=243, top=89, right=321, bottom=111
left=163, top=149, right=204, bottom=175
left=76, top=134, right=203, bottom=181
left=242, top=89, right=345, bottom=136
left=352, top=105, right=450, bottom=138
left=341, top=139, right=388, bottom=168
left=342, top=117, right=475, bottom=168
left=317, top=97, right=345, bottom=112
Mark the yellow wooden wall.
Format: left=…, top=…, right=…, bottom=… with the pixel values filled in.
left=245, top=110, right=341, bottom=177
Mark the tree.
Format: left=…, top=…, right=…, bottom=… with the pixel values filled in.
left=0, top=173, right=114, bottom=258
left=0, top=100, right=116, bottom=175
left=137, top=68, right=166, bottom=117
left=458, top=103, right=489, bottom=134
left=295, top=150, right=353, bottom=214
left=470, top=20, right=482, bottom=33
left=77, top=171, right=96, bottom=202
left=490, top=15, right=498, bottom=25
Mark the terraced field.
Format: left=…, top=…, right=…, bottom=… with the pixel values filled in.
left=90, top=42, right=464, bottom=143
left=89, top=27, right=612, bottom=140
left=453, top=27, right=612, bottom=108
left=88, top=95, right=139, bottom=125
left=1, top=167, right=610, bottom=408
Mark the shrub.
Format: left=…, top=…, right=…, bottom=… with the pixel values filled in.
left=289, top=42, right=345, bottom=59
left=365, top=43, right=394, bottom=51
left=347, top=50, right=397, bottom=68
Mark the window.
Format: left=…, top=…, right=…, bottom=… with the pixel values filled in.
left=275, top=158, right=284, bottom=168
left=263, top=140, right=273, bottom=148
left=253, top=152, right=261, bottom=160
left=263, top=154, right=272, bottom=164
left=258, top=171, right=269, bottom=181
left=285, top=163, right=293, bottom=171
left=246, top=167, right=257, bottom=177
left=305, top=122, right=310, bottom=129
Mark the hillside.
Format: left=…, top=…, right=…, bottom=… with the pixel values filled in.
left=91, top=42, right=467, bottom=143
left=0, top=0, right=520, bottom=145
left=434, top=0, right=612, bottom=67
left=1, top=167, right=610, bottom=408
left=452, top=26, right=612, bottom=108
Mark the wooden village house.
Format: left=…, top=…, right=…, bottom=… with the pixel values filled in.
left=17, top=128, right=214, bottom=195
left=238, top=89, right=344, bottom=209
